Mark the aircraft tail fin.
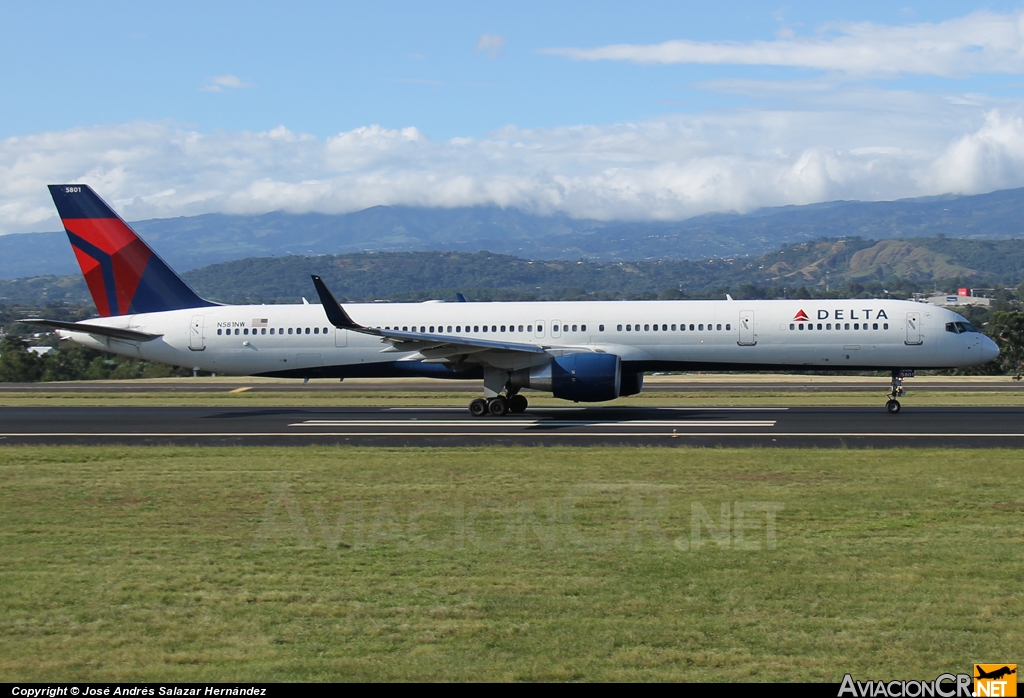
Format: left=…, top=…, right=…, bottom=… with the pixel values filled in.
left=48, top=185, right=215, bottom=317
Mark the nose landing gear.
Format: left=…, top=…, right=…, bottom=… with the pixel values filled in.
left=886, top=370, right=906, bottom=414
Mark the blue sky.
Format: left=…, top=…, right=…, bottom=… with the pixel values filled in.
left=3, top=1, right=1024, bottom=232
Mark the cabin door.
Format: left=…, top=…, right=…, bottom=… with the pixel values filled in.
left=189, top=315, right=205, bottom=351
left=905, top=312, right=923, bottom=345
left=738, top=311, right=756, bottom=346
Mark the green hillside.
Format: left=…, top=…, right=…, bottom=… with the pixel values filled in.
left=4, top=238, right=1024, bottom=313
left=6, top=186, right=1024, bottom=279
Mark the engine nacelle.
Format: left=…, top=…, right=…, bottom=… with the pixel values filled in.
left=620, top=371, right=643, bottom=397
left=510, top=353, right=622, bottom=402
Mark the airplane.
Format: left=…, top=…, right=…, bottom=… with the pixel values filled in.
left=21, top=184, right=1000, bottom=416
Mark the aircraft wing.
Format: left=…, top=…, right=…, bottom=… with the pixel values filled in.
left=19, top=319, right=163, bottom=343
left=310, top=275, right=549, bottom=360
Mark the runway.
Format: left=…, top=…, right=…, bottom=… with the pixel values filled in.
left=1, top=405, right=1022, bottom=447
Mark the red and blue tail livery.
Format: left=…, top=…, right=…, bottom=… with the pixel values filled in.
left=48, top=185, right=215, bottom=317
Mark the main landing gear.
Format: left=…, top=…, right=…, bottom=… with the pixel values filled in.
left=886, top=370, right=906, bottom=414
left=468, top=393, right=528, bottom=417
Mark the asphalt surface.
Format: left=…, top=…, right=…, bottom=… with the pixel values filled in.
left=2, top=405, right=1023, bottom=447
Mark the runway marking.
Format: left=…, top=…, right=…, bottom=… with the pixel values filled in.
left=3, top=432, right=1024, bottom=438
left=290, top=419, right=778, bottom=428
left=387, top=406, right=792, bottom=412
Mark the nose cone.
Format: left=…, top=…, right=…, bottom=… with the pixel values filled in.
left=982, top=336, right=1000, bottom=362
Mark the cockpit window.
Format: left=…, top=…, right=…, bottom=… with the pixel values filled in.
left=946, top=321, right=979, bottom=334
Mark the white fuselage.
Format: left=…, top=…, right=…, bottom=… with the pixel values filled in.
left=58, top=298, right=998, bottom=384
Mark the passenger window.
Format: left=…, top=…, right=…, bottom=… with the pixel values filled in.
left=483, top=326, right=488, bottom=332
left=671, top=324, right=676, bottom=331
left=689, top=324, right=694, bottom=331
left=456, top=326, right=461, bottom=332
left=217, top=329, right=222, bottom=335
left=527, top=325, right=532, bottom=332
left=288, top=328, right=293, bottom=335
left=825, top=324, right=831, bottom=330
left=717, top=324, right=722, bottom=331
left=244, top=328, right=249, bottom=335
left=447, top=326, right=452, bottom=332
left=626, top=324, right=632, bottom=331
left=798, top=324, right=804, bottom=331
left=644, top=324, right=650, bottom=331
left=474, top=326, right=479, bottom=332
left=725, top=324, right=731, bottom=331
left=617, top=324, right=622, bottom=331
left=790, top=324, right=795, bottom=330
left=492, top=326, right=496, bottom=332
left=816, top=324, right=821, bottom=330
left=884, top=323, right=889, bottom=330
left=572, top=325, right=577, bottom=332
left=581, top=325, right=586, bottom=332
left=662, top=324, right=667, bottom=331
left=262, top=328, right=267, bottom=335
left=698, top=324, right=704, bottom=331
left=519, top=325, right=524, bottom=332
left=314, top=327, right=319, bottom=334
left=854, top=323, right=859, bottom=330
left=873, top=323, right=878, bottom=330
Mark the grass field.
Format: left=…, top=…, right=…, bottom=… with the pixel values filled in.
left=1, top=446, right=1021, bottom=681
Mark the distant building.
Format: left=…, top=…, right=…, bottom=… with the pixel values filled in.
left=926, top=287, right=992, bottom=307
left=27, top=346, right=54, bottom=356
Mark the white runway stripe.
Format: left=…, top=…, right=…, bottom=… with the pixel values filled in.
left=3, top=432, right=1024, bottom=438
left=290, top=419, right=778, bottom=428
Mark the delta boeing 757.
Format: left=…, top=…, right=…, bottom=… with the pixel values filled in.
left=22, top=185, right=999, bottom=416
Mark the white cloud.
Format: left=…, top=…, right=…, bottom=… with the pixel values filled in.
left=476, top=34, right=506, bottom=59
left=4, top=100, right=1024, bottom=235
left=542, top=10, right=1024, bottom=77
left=200, top=74, right=254, bottom=92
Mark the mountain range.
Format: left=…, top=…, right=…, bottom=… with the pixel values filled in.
left=4, top=237, right=1024, bottom=308
left=5, top=186, right=1024, bottom=279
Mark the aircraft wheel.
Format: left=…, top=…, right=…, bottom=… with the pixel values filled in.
left=469, top=398, right=488, bottom=417
left=886, top=399, right=901, bottom=414
left=488, top=396, right=508, bottom=417
left=508, top=394, right=528, bottom=413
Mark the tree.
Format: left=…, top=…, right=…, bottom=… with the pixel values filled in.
left=0, top=335, right=45, bottom=382
left=990, top=311, right=1024, bottom=375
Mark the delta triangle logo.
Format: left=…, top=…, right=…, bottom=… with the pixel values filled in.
left=793, top=309, right=809, bottom=322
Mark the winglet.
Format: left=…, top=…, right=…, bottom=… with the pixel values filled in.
left=455, top=292, right=468, bottom=303
left=310, top=275, right=362, bottom=330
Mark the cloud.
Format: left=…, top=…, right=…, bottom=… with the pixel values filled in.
left=476, top=34, right=506, bottom=59
left=200, top=74, right=254, bottom=92
left=4, top=100, right=1024, bottom=235
left=542, top=10, right=1024, bottom=77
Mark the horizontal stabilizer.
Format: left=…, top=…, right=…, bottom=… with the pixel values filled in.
left=19, top=318, right=163, bottom=343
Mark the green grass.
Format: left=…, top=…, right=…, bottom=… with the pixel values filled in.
left=3, top=389, right=1024, bottom=407
left=1, top=446, right=1021, bottom=681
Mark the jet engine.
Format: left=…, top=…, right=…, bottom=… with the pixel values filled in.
left=510, top=353, right=624, bottom=402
